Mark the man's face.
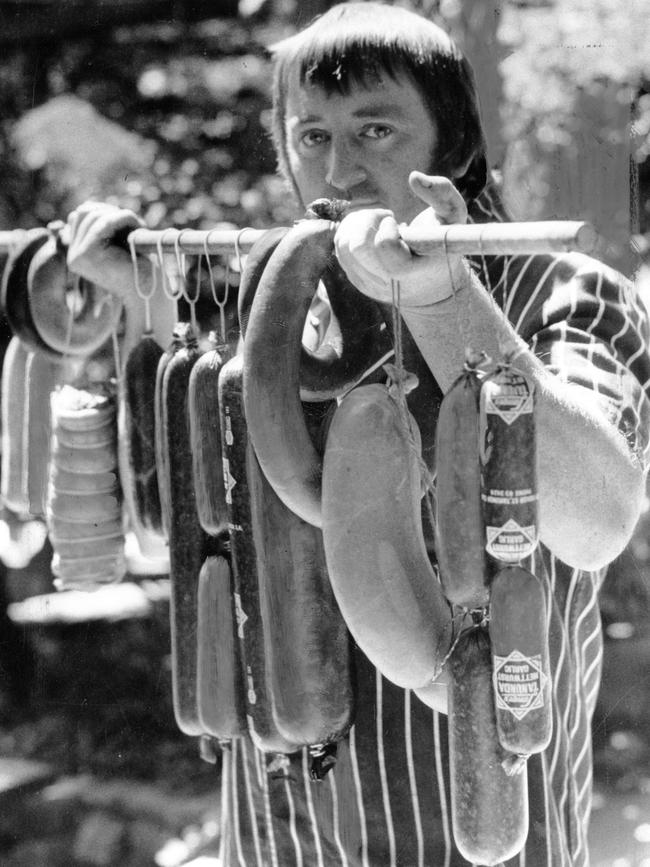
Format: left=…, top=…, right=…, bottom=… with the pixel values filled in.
left=284, top=68, right=437, bottom=223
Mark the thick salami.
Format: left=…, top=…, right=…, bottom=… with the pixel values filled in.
left=448, top=625, right=529, bottom=865
left=480, top=363, right=539, bottom=564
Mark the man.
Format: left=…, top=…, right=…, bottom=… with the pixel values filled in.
left=66, top=3, right=650, bottom=864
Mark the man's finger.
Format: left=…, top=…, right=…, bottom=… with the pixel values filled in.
left=374, top=215, right=412, bottom=273
left=408, top=171, right=467, bottom=224
left=69, top=209, right=142, bottom=254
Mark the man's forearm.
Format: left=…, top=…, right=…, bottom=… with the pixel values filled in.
left=401, top=266, right=646, bottom=571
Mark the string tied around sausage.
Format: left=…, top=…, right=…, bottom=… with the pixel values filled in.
left=430, top=603, right=491, bottom=681
left=385, top=278, right=435, bottom=497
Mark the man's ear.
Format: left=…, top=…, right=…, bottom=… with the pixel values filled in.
left=450, top=152, right=475, bottom=180
left=451, top=151, right=488, bottom=202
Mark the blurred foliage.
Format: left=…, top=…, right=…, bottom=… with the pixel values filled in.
left=1, top=0, right=649, bottom=232
left=496, top=0, right=650, bottom=232
left=0, top=17, right=297, bottom=233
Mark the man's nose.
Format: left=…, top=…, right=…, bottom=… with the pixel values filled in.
left=325, top=141, right=366, bottom=194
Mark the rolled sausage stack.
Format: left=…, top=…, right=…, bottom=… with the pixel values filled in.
left=46, top=384, right=125, bottom=589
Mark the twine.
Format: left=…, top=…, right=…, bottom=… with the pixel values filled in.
left=431, top=604, right=490, bottom=680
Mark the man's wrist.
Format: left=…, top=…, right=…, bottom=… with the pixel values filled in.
left=396, top=257, right=472, bottom=311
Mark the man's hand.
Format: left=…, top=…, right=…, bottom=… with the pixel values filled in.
left=333, top=172, right=468, bottom=307
left=64, top=201, right=176, bottom=355
left=65, top=201, right=144, bottom=297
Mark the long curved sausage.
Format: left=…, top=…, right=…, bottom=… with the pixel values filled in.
left=238, top=222, right=390, bottom=403
left=321, top=383, right=452, bottom=688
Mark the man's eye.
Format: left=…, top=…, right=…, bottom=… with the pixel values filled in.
left=362, top=124, right=393, bottom=140
left=300, top=130, right=328, bottom=147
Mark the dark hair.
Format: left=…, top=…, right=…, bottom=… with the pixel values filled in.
left=269, top=2, right=488, bottom=206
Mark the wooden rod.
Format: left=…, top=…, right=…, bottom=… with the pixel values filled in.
left=0, top=220, right=597, bottom=258
left=126, top=219, right=599, bottom=256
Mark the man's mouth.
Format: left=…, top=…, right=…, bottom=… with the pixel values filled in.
left=304, top=198, right=384, bottom=221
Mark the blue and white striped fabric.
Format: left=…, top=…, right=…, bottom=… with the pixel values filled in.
left=219, top=181, right=650, bottom=866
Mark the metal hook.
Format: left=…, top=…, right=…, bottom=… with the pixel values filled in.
left=129, top=231, right=156, bottom=333
left=174, top=229, right=200, bottom=332
left=203, top=229, right=220, bottom=303
left=233, top=227, right=247, bottom=278
left=156, top=228, right=182, bottom=301
left=173, top=229, right=189, bottom=303
left=203, top=229, right=231, bottom=345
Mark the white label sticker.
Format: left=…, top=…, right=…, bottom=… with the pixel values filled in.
left=224, top=407, right=234, bottom=446
left=246, top=666, right=256, bottom=706
left=223, top=457, right=237, bottom=504
left=482, top=487, right=538, bottom=506
left=486, top=518, right=537, bottom=561
left=233, top=591, right=249, bottom=640
left=493, top=650, right=548, bottom=719
left=484, top=381, right=533, bottom=425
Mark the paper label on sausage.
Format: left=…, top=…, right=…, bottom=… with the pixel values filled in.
left=224, top=410, right=234, bottom=446
left=222, top=457, right=237, bottom=504
left=483, top=377, right=533, bottom=425
left=482, top=486, right=537, bottom=506
left=493, top=650, right=548, bottom=719
left=485, top=518, right=537, bottom=561
left=233, top=591, right=248, bottom=640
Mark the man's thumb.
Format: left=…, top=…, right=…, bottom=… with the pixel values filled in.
left=408, top=172, right=467, bottom=224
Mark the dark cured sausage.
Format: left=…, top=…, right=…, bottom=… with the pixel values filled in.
left=218, top=354, right=299, bottom=755
left=188, top=332, right=230, bottom=537
left=154, top=326, right=184, bottom=540
left=26, top=351, right=66, bottom=517
left=123, top=332, right=165, bottom=536
left=162, top=322, right=212, bottom=737
left=448, top=626, right=529, bottom=865
left=434, top=358, right=490, bottom=609
left=243, top=219, right=392, bottom=526
left=196, top=554, right=247, bottom=740
left=238, top=221, right=390, bottom=403
left=321, top=383, right=452, bottom=688
left=1, top=337, right=31, bottom=514
left=1, top=229, right=63, bottom=360
left=243, top=221, right=329, bottom=527
left=480, top=363, right=539, bottom=564
left=248, top=445, right=355, bottom=749
left=237, top=226, right=290, bottom=338
left=489, top=565, right=552, bottom=757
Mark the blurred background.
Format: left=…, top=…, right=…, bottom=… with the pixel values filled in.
left=0, top=0, right=648, bottom=865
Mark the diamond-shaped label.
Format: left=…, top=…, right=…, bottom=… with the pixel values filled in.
left=493, top=650, right=548, bottom=719
left=484, top=376, right=533, bottom=425
left=486, top=518, right=537, bottom=562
